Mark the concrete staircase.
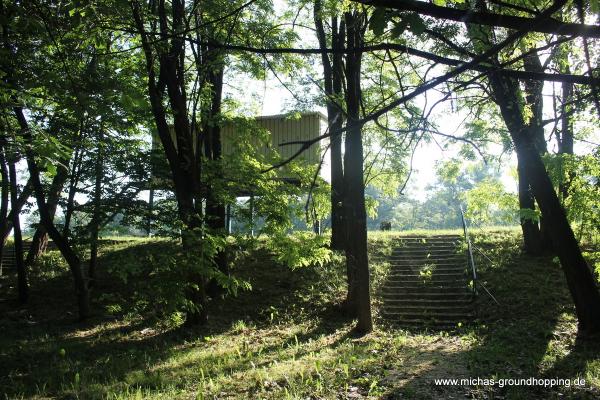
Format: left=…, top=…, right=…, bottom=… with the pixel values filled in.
left=0, top=241, right=57, bottom=275
left=381, top=235, right=475, bottom=329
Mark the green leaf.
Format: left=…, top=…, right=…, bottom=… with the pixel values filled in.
left=391, top=19, right=409, bottom=38
left=369, top=7, right=388, bottom=37
left=406, top=13, right=426, bottom=35
left=433, top=0, right=446, bottom=5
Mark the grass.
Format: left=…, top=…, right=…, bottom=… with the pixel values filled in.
left=0, top=228, right=599, bottom=399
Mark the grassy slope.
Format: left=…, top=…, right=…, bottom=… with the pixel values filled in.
left=0, top=229, right=599, bottom=399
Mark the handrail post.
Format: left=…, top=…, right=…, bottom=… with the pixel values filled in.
left=460, top=206, right=478, bottom=298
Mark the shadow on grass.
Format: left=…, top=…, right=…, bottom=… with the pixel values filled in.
left=0, top=239, right=352, bottom=399
left=380, top=231, right=585, bottom=399
left=1, top=232, right=594, bottom=399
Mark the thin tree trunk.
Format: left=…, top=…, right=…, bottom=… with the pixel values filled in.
left=8, top=158, right=26, bottom=303
left=489, top=73, right=600, bottom=334
left=558, top=78, right=574, bottom=199
left=146, top=188, right=154, bottom=236
left=314, top=1, right=347, bottom=251
left=343, top=11, right=372, bottom=333
left=517, top=160, right=542, bottom=254
left=0, top=139, right=9, bottom=276
left=521, top=52, right=549, bottom=254
left=14, top=106, right=90, bottom=320
left=131, top=0, right=207, bottom=325
left=203, top=63, right=228, bottom=298
left=63, top=148, right=82, bottom=238
left=88, top=128, right=104, bottom=286
left=24, top=164, right=69, bottom=269
left=0, top=178, right=32, bottom=242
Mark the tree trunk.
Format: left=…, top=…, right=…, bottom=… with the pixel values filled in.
left=203, top=62, right=228, bottom=298
left=521, top=51, right=550, bottom=254
left=490, top=73, right=600, bottom=334
left=314, top=1, right=347, bottom=252
left=131, top=0, right=207, bottom=325
left=516, top=136, right=600, bottom=334
left=558, top=78, right=574, bottom=199
left=517, top=160, right=542, bottom=255
left=0, top=139, right=9, bottom=276
left=343, top=11, right=372, bottom=333
left=8, top=158, right=26, bottom=303
left=14, top=106, right=90, bottom=320
left=330, top=20, right=346, bottom=252
left=24, top=164, right=68, bottom=269
left=88, top=128, right=104, bottom=286
left=0, top=177, right=32, bottom=242
left=62, top=148, right=82, bottom=238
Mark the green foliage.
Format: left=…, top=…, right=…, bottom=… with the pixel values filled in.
left=2, top=231, right=599, bottom=399
left=265, top=231, right=332, bottom=269
left=544, top=150, right=600, bottom=242
left=368, top=8, right=426, bottom=38
left=419, top=263, right=436, bottom=283
left=30, top=251, right=69, bottom=279
left=385, top=159, right=517, bottom=230
left=104, top=239, right=250, bottom=322
left=364, top=195, right=379, bottom=220
left=369, top=7, right=388, bottom=37
left=519, top=207, right=541, bottom=223
left=463, top=178, right=518, bottom=226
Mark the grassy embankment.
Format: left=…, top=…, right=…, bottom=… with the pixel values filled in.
left=1, top=227, right=599, bottom=399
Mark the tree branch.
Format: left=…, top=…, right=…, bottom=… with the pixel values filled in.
left=352, top=0, right=600, bottom=38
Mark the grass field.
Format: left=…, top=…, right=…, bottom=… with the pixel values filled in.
left=1, top=229, right=599, bottom=399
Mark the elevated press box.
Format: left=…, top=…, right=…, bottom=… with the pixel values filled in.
left=151, top=112, right=330, bottom=187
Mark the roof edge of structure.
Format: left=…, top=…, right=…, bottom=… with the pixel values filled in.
left=252, top=111, right=327, bottom=122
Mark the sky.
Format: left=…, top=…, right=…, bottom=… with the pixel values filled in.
left=231, top=47, right=599, bottom=203
left=240, top=71, right=515, bottom=202
left=14, top=1, right=600, bottom=231
left=234, top=0, right=599, bottom=203
left=223, top=1, right=505, bottom=202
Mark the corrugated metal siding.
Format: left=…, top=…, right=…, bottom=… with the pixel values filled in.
left=152, top=113, right=328, bottom=182
left=221, top=112, right=326, bottom=165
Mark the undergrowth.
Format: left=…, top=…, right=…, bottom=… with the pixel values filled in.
left=0, top=229, right=598, bottom=399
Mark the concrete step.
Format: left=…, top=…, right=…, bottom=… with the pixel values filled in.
left=382, top=287, right=472, bottom=296
left=387, top=269, right=468, bottom=276
left=392, top=247, right=459, bottom=253
left=395, top=239, right=460, bottom=244
left=381, top=289, right=473, bottom=302
left=383, top=298, right=473, bottom=306
left=383, top=311, right=475, bottom=321
left=385, top=276, right=468, bottom=284
left=388, top=253, right=467, bottom=262
left=391, top=253, right=461, bottom=259
left=381, top=238, right=475, bottom=329
left=383, top=282, right=470, bottom=291
left=388, top=273, right=467, bottom=280
left=395, top=235, right=461, bottom=240
left=388, top=259, right=464, bottom=266
left=387, top=270, right=467, bottom=276
left=388, top=266, right=467, bottom=273
left=384, top=303, right=474, bottom=312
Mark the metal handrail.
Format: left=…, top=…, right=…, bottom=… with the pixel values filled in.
left=472, top=244, right=501, bottom=306
left=459, top=206, right=478, bottom=297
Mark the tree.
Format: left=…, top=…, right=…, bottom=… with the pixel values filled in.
left=343, top=9, right=373, bottom=333
left=465, top=1, right=600, bottom=334
left=130, top=0, right=296, bottom=324
left=314, top=0, right=347, bottom=252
